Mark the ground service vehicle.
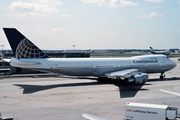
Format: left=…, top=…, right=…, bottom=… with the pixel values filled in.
left=125, top=102, right=180, bottom=120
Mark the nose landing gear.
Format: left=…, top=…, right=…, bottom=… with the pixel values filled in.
left=160, top=72, right=165, bottom=79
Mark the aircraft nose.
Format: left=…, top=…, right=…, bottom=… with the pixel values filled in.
left=171, top=60, right=177, bottom=68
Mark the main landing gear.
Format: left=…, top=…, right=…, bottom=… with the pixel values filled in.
left=160, top=72, right=165, bottom=80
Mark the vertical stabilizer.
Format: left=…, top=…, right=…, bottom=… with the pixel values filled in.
left=3, top=28, right=49, bottom=59
left=150, top=46, right=154, bottom=52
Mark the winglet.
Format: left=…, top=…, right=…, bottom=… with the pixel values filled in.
left=3, top=28, right=49, bottom=59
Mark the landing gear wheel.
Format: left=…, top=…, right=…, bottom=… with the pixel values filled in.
left=116, top=77, right=121, bottom=80
left=160, top=73, right=165, bottom=80
left=97, top=77, right=107, bottom=82
left=160, top=76, right=163, bottom=79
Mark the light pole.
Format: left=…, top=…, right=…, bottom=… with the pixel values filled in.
left=1, top=45, right=4, bottom=58
left=73, top=45, right=76, bottom=52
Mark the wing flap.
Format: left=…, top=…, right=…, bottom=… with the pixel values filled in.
left=105, top=69, right=139, bottom=78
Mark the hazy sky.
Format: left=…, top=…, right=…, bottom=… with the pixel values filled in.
left=0, top=0, right=180, bottom=50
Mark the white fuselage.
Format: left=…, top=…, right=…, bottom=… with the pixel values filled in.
left=151, top=50, right=171, bottom=55
left=9, top=55, right=176, bottom=77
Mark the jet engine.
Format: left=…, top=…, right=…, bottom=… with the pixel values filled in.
left=126, top=73, right=149, bottom=84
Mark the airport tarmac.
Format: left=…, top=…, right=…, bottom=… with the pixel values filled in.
left=0, top=58, right=180, bottom=120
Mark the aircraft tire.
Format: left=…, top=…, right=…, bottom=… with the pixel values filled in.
left=97, top=77, right=107, bottom=82
left=160, top=75, right=164, bottom=79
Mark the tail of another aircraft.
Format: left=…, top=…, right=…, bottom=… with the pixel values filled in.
left=3, top=28, right=49, bottom=59
left=149, top=46, right=154, bottom=52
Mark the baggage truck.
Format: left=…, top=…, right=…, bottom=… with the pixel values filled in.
left=125, top=102, right=180, bottom=120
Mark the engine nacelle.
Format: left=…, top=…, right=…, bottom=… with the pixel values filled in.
left=126, top=73, right=149, bottom=84
left=126, top=77, right=135, bottom=83
left=141, top=73, right=149, bottom=81
left=134, top=74, right=143, bottom=84
left=134, top=73, right=149, bottom=84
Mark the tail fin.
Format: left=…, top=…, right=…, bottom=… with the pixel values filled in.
left=3, top=28, right=49, bottom=59
left=149, top=46, right=154, bottom=52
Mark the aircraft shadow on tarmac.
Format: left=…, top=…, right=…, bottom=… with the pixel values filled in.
left=14, top=82, right=100, bottom=94
left=13, top=76, right=180, bottom=98
left=13, top=77, right=149, bottom=98
left=96, top=79, right=149, bottom=98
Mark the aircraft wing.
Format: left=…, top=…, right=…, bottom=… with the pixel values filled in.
left=105, top=69, right=140, bottom=78
left=82, top=113, right=107, bottom=120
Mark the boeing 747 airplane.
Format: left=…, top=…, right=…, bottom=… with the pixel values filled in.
left=3, top=28, right=176, bottom=84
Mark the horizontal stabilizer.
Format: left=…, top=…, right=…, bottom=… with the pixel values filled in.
left=2, top=59, right=11, bottom=63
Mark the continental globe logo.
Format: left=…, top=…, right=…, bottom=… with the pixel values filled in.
left=15, top=38, right=49, bottom=59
